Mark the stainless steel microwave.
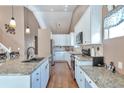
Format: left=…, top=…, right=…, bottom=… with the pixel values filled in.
left=76, top=32, right=83, bottom=44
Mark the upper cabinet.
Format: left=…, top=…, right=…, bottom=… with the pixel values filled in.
left=90, top=6, right=102, bottom=44
left=52, top=34, right=71, bottom=46
left=74, top=6, right=103, bottom=45
left=74, top=7, right=91, bottom=45
left=70, top=32, right=74, bottom=46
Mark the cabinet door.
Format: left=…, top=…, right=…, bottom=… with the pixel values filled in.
left=75, top=59, right=79, bottom=84
left=78, top=68, right=85, bottom=88
left=31, top=67, right=41, bottom=88
left=84, top=73, right=98, bottom=88
left=44, top=59, right=49, bottom=87
left=40, top=59, right=49, bottom=88
left=90, top=6, right=102, bottom=44
left=40, top=63, right=45, bottom=88
left=54, top=52, right=65, bottom=61
left=70, top=32, right=74, bottom=46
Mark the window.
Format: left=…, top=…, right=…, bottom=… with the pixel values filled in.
left=109, top=21, right=124, bottom=38
left=104, top=6, right=124, bottom=39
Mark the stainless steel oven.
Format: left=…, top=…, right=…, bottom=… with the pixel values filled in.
left=70, top=53, right=82, bottom=79
left=70, top=54, right=75, bottom=79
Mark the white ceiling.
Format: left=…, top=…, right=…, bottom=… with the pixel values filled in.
left=27, top=5, right=77, bottom=34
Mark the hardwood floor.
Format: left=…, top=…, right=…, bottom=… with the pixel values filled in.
left=47, top=61, right=78, bottom=88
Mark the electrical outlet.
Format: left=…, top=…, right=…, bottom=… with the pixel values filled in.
left=118, top=62, right=123, bottom=69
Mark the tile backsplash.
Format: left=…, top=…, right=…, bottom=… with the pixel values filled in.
left=74, top=44, right=103, bottom=57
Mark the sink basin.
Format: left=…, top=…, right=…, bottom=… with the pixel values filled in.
left=22, top=57, right=44, bottom=63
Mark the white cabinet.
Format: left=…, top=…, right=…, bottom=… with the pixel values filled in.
left=31, top=66, right=41, bottom=88
left=75, top=62, right=80, bottom=87
left=74, top=6, right=103, bottom=45
left=84, top=72, right=98, bottom=88
left=75, top=58, right=93, bottom=88
left=40, top=59, right=49, bottom=88
left=70, top=32, right=74, bottom=46
left=32, top=59, right=49, bottom=88
left=52, top=34, right=71, bottom=46
left=90, top=6, right=102, bottom=44
left=54, top=52, right=70, bottom=61
left=74, top=7, right=91, bottom=45
left=54, top=52, right=65, bottom=61
left=78, top=68, right=85, bottom=88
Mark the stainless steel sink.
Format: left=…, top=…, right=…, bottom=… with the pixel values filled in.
left=22, top=57, right=44, bottom=63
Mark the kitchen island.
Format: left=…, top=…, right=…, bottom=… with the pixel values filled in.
left=0, top=56, right=50, bottom=88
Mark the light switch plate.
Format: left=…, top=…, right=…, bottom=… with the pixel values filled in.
left=118, top=62, right=123, bottom=69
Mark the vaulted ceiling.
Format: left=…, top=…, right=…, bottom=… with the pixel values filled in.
left=27, top=5, right=88, bottom=34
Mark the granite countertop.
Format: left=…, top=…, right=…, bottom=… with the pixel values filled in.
left=0, top=57, right=48, bottom=75
left=80, top=66, right=124, bottom=88
left=75, top=55, right=93, bottom=61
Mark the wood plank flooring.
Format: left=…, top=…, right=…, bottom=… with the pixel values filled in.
left=47, top=61, right=78, bottom=88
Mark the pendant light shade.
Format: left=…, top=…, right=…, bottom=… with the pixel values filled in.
left=9, top=17, right=16, bottom=28
left=26, top=26, right=30, bottom=34
left=9, top=6, right=16, bottom=28
left=26, top=8, right=30, bottom=34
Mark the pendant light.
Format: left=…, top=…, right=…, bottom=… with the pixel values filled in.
left=26, top=9, right=30, bottom=34
left=9, top=6, right=16, bottom=28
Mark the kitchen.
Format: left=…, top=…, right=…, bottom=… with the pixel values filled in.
left=0, top=5, right=124, bottom=88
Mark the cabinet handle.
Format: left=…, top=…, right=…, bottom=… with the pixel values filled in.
left=45, top=64, right=48, bottom=69
left=36, top=73, right=39, bottom=75
left=89, top=81, right=91, bottom=83
left=36, top=79, right=39, bottom=81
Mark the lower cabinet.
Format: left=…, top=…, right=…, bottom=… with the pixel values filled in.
left=54, top=52, right=65, bottom=61
left=75, top=62, right=85, bottom=88
left=31, top=66, right=41, bottom=88
left=75, top=67, right=98, bottom=88
left=40, top=59, right=49, bottom=88
left=75, top=58, right=97, bottom=88
left=84, top=72, right=98, bottom=88
left=31, top=59, right=49, bottom=88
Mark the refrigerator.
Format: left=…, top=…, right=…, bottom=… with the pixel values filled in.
left=50, top=39, right=55, bottom=66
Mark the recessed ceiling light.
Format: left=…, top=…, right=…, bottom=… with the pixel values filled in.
left=65, top=5, right=68, bottom=8
left=50, top=8, right=54, bottom=12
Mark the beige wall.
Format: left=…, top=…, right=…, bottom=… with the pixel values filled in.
left=24, top=8, right=39, bottom=57
left=38, top=29, right=51, bottom=57
left=103, top=36, right=124, bottom=74
left=102, top=6, right=124, bottom=74
left=0, top=6, right=25, bottom=58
